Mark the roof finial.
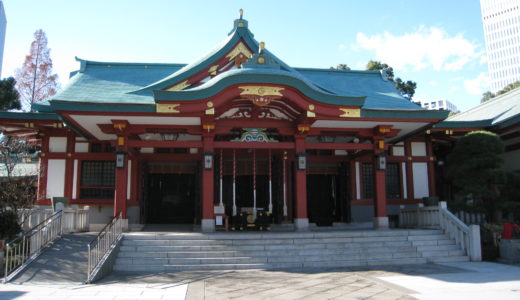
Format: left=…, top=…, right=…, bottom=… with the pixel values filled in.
left=239, top=8, right=244, bottom=19
left=259, top=41, right=265, bottom=52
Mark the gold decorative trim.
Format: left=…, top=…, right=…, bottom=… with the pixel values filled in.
left=156, top=104, right=181, bottom=113
left=339, top=108, right=361, bottom=118
left=205, top=108, right=215, bottom=115
left=208, top=65, right=219, bottom=76
left=165, top=80, right=190, bottom=91
left=207, top=101, right=214, bottom=108
left=307, top=111, right=316, bottom=118
left=226, top=42, right=253, bottom=61
left=239, top=85, right=284, bottom=96
left=308, top=104, right=315, bottom=111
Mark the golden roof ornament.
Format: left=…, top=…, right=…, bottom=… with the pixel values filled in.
left=239, top=9, right=244, bottom=19
left=259, top=41, right=265, bottom=53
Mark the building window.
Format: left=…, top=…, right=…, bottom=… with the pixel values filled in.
left=386, top=163, right=401, bottom=199
left=79, top=160, right=115, bottom=199
left=362, top=163, right=374, bottom=199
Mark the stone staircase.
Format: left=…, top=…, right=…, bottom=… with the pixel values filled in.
left=114, top=229, right=469, bottom=272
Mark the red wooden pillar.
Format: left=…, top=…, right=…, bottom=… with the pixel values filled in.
left=64, top=131, right=75, bottom=200
left=373, top=149, right=389, bottom=229
left=114, top=136, right=128, bottom=219
left=37, top=135, right=49, bottom=204
left=201, top=134, right=215, bottom=232
left=294, top=135, right=308, bottom=230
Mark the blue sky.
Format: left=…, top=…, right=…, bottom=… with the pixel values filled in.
left=1, top=0, right=487, bottom=111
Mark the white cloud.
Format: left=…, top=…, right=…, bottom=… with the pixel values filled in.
left=353, top=26, right=480, bottom=72
left=464, top=72, right=489, bottom=95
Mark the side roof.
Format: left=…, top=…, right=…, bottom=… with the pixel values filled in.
left=438, top=87, right=520, bottom=130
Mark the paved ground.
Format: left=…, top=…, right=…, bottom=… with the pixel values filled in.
left=2, top=262, right=520, bottom=299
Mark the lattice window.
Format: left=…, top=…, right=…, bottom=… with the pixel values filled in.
left=79, top=160, right=115, bottom=199
left=386, top=163, right=401, bottom=199
left=362, top=163, right=374, bottom=199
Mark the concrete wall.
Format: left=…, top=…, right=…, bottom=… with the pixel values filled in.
left=351, top=204, right=416, bottom=224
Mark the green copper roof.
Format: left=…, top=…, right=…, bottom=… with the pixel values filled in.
left=36, top=15, right=439, bottom=119
left=444, top=87, right=520, bottom=129
left=154, top=68, right=366, bottom=106
left=46, top=59, right=184, bottom=106
left=0, top=111, right=60, bottom=120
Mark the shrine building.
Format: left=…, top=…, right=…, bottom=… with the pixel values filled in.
left=0, top=12, right=449, bottom=231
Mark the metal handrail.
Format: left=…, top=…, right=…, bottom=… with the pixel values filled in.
left=3, top=210, right=63, bottom=283
left=87, top=211, right=123, bottom=283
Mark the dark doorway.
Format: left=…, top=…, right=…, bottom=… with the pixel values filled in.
left=147, top=174, right=195, bottom=224
left=307, top=174, right=336, bottom=226
left=307, top=162, right=350, bottom=226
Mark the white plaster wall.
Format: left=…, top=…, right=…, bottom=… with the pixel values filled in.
left=355, top=162, right=361, bottom=200
left=46, top=159, right=66, bottom=198
left=49, top=137, right=67, bottom=152
left=412, top=162, right=429, bottom=199
left=75, top=142, right=89, bottom=153
left=411, top=142, right=427, bottom=156
left=502, top=149, right=520, bottom=172
left=392, top=146, right=405, bottom=156
left=140, top=147, right=154, bottom=153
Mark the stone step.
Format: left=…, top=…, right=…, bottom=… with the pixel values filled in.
left=415, top=244, right=460, bottom=251
left=113, top=257, right=429, bottom=272
left=122, top=229, right=444, bottom=241
left=410, top=239, right=455, bottom=246
left=421, top=249, right=466, bottom=257
left=116, top=251, right=422, bottom=266
left=425, top=255, right=470, bottom=263
left=121, top=235, right=424, bottom=246
left=407, top=234, right=451, bottom=241
left=119, top=240, right=415, bottom=252
left=118, top=246, right=419, bottom=258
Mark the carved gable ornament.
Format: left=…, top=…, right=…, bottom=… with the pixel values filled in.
left=239, top=85, right=284, bottom=107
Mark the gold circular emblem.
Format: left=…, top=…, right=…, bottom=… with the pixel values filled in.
left=257, top=87, right=265, bottom=95
left=207, top=101, right=213, bottom=108
left=238, top=22, right=244, bottom=27
left=258, top=57, right=265, bottom=64
left=308, top=104, right=315, bottom=111
left=246, top=214, right=255, bottom=223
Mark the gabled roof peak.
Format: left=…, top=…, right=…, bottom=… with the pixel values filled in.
left=229, top=9, right=251, bottom=35
left=242, top=41, right=281, bottom=70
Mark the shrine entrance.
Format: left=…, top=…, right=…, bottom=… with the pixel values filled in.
left=307, top=162, right=351, bottom=226
left=216, top=149, right=289, bottom=226
left=143, top=162, right=198, bottom=224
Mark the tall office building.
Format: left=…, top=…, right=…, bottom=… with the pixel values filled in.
left=0, top=1, right=6, bottom=77
left=481, top=0, right=520, bottom=93
left=414, top=99, right=458, bottom=112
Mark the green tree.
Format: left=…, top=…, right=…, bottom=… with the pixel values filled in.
left=496, top=81, right=520, bottom=96
left=480, top=91, right=495, bottom=103
left=366, top=60, right=394, bottom=80
left=365, top=60, right=416, bottom=100
left=446, top=131, right=505, bottom=220
left=330, top=64, right=351, bottom=70
left=0, top=77, right=21, bottom=111
left=15, top=29, right=59, bottom=111
left=0, top=136, right=38, bottom=240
